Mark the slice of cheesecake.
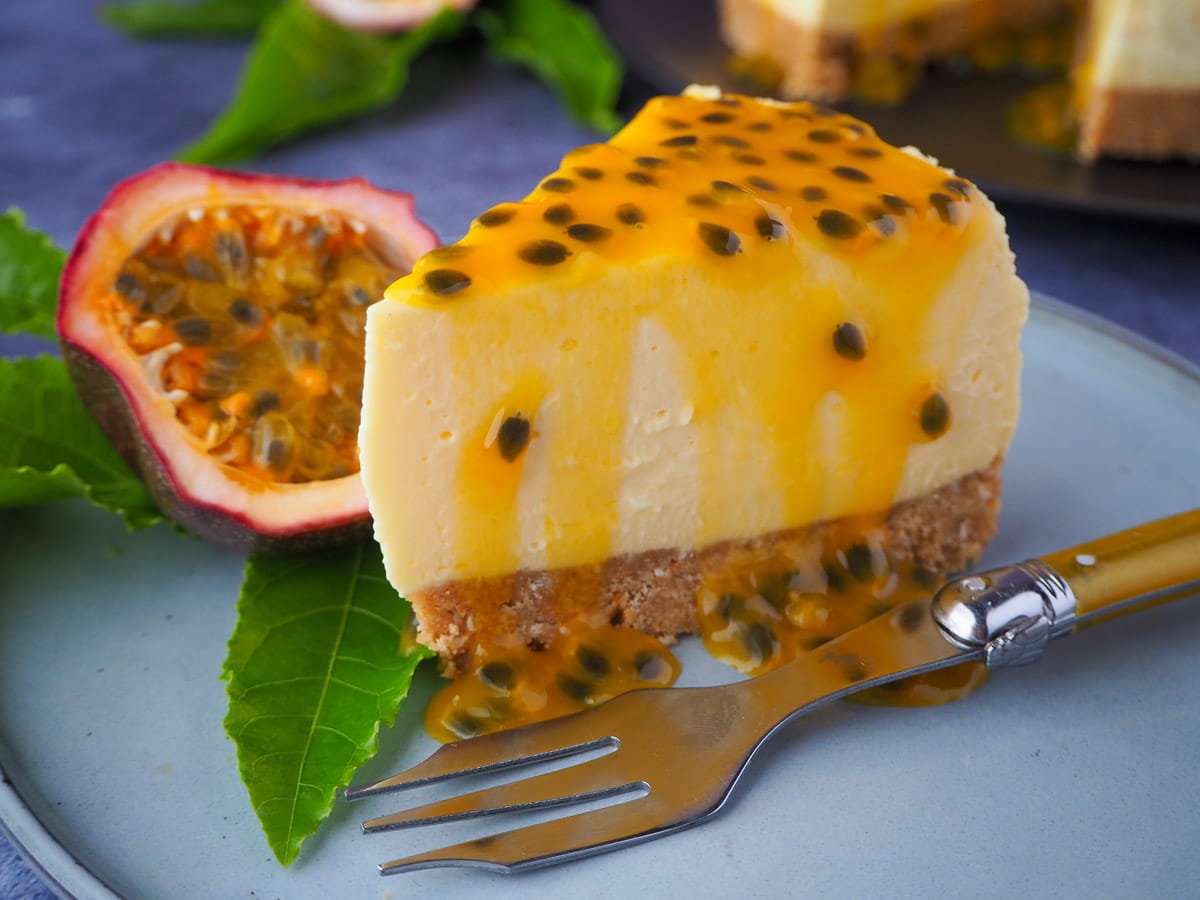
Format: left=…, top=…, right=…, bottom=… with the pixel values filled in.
left=717, top=0, right=1076, bottom=103
left=718, top=0, right=1200, bottom=163
left=1071, top=0, right=1200, bottom=161
left=360, top=87, right=1029, bottom=673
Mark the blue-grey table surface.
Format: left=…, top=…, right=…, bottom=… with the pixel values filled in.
left=1, top=3, right=1198, bottom=898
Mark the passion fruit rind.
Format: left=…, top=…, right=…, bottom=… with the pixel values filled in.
left=58, top=162, right=439, bottom=553
left=62, top=342, right=376, bottom=554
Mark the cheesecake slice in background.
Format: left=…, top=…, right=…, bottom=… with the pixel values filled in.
left=360, top=87, right=1029, bottom=673
left=717, top=0, right=1077, bottom=103
left=719, top=0, right=1200, bottom=163
left=1071, top=0, right=1200, bottom=161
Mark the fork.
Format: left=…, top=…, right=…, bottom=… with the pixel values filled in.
left=345, top=508, right=1200, bottom=875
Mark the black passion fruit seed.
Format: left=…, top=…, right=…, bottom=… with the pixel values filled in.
left=896, top=601, right=927, bottom=633
left=575, top=645, right=611, bottom=679
left=228, top=296, right=262, bottom=324
left=756, top=214, right=786, bottom=240
left=633, top=650, right=669, bottom=682
left=446, top=711, right=483, bottom=739
left=173, top=316, right=213, bottom=346
left=920, top=392, right=951, bottom=437
left=929, top=192, right=956, bottom=225
left=477, top=206, right=516, bottom=227
left=518, top=240, right=570, bottom=266
left=943, top=178, right=971, bottom=197
left=832, top=165, right=872, bottom=183
left=556, top=672, right=594, bottom=702
left=698, top=222, right=741, bottom=256
left=711, top=179, right=746, bottom=194
left=744, top=622, right=776, bottom=663
left=478, top=661, right=516, bottom=691
left=566, top=223, right=613, bottom=243
left=543, top=203, right=576, bottom=225
left=716, top=592, right=738, bottom=621
left=616, top=203, right=645, bottom=225
left=423, top=269, right=472, bottom=296
left=845, top=543, right=875, bottom=581
left=833, top=322, right=867, bottom=360
left=816, top=210, right=861, bottom=239
left=713, top=135, right=749, bottom=148
left=496, top=414, right=531, bottom=461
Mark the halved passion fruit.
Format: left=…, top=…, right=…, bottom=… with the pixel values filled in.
left=306, top=0, right=478, bottom=32
left=58, top=163, right=438, bottom=552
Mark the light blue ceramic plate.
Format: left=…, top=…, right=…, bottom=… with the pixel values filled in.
left=2, top=295, right=1198, bottom=899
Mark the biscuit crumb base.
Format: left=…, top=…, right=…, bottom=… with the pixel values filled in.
left=413, top=459, right=1004, bottom=676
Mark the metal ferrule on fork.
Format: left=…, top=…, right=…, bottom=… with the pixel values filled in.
left=931, top=559, right=1077, bottom=668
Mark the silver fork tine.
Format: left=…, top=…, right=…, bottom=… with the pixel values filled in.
left=376, top=792, right=687, bottom=875
left=345, top=714, right=616, bottom=801
left=362, top=755, right=640, bottom=831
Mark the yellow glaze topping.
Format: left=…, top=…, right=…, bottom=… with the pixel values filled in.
left=404, top=91, right=978, bottom=306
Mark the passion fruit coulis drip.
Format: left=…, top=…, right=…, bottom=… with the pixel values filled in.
left=695, top=518, right=985, bottom=705
left=425, top=619, right=680, bottom=742
left=426, top=521, right=984, bottom=742
left=109, top=204, right=400, bottom=485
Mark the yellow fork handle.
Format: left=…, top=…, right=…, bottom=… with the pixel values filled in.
left=932, top=509, right=1200, bottom=666
left=1042, top=508, right=1200, bottom=626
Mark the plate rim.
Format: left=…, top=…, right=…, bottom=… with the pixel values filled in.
left=0, top=760, right=120, bottom=900
left=2, top=293, right=1199, bottom=900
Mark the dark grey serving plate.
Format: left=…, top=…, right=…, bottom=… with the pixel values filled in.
left=595, top=0, right=1200, bottom=224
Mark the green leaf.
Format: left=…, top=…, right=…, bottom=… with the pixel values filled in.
left=0, top=209, right=66, bottom=342
left=223, top=540, right=433, bottom=865
left=0, top=356, right=161, bottom=528
left=102, top=0, right=282, bottom=37
left=179, top=0, right=467, bottom=164
left=476, top=0, right=624, bottom=134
